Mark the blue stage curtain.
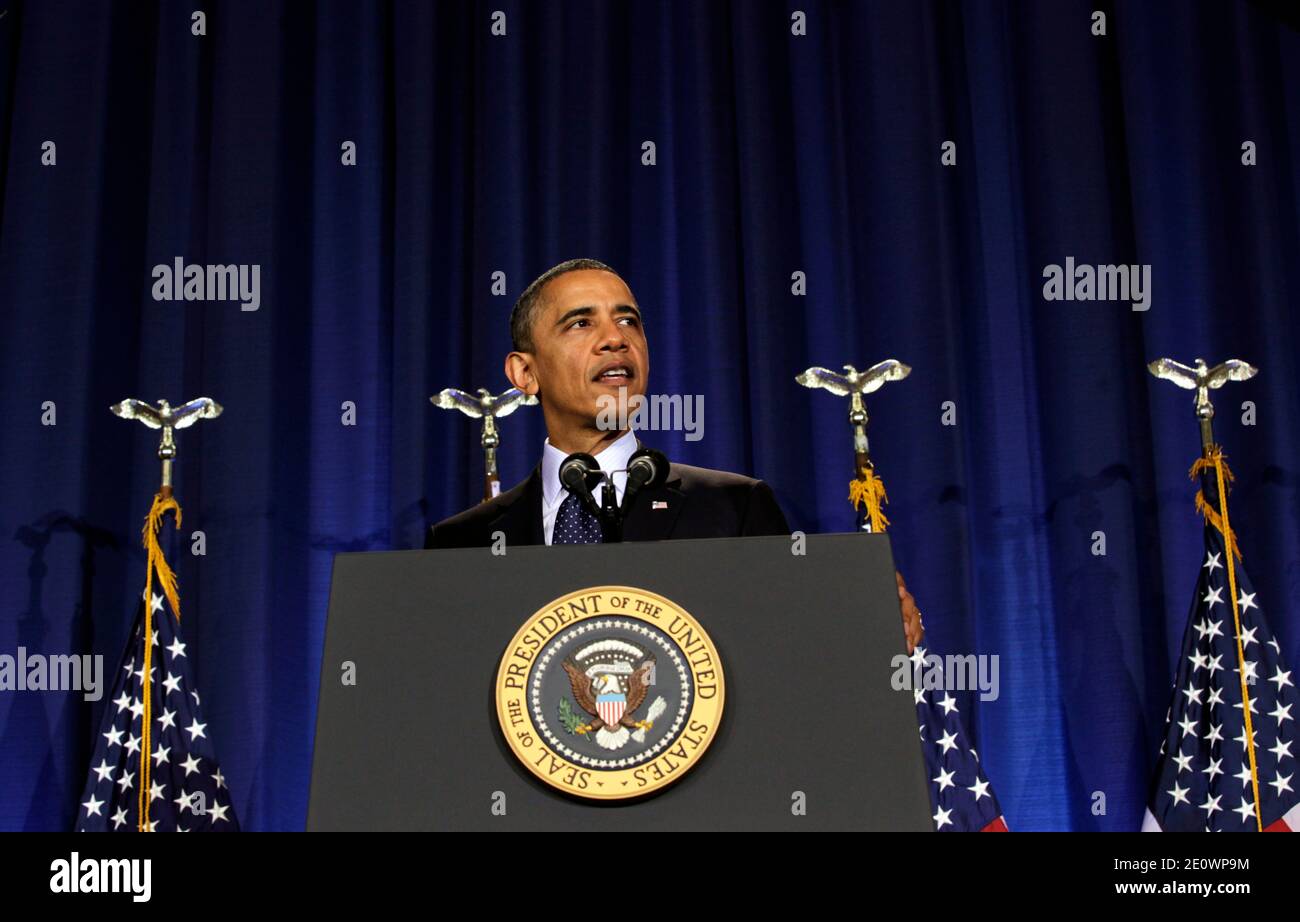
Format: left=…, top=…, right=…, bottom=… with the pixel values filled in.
left=1, top=1, right=1298, bottom=830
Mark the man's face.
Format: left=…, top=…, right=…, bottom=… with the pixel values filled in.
left=508, top=269, right=649, bottom=431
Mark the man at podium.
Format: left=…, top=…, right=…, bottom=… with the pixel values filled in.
left=425, top=258, right=923, bottom=651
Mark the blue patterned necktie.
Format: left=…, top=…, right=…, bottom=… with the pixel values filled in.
left=553, top=489, right=604, bottom=544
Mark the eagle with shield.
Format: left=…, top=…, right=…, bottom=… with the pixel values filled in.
left=561, top=640, right=662, bottom=751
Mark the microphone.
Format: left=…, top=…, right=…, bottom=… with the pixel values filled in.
left=620, top=447, right=669, bottom=515
left=559, top=452, right=602, bottom=515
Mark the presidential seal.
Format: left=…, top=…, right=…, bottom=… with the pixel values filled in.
left=495, top=586, right=724, bottom=800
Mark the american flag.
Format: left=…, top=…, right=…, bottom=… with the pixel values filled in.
left=912, top=646, right=1009, bottom=831
left=1143, top=465, right=1300, bottom=831
left=850, top=470, right=1009, bottom=831
left=75, top=591, right=238, bottom=832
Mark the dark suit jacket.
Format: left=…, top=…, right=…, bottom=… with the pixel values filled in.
left=425, top=456, right=790, bottom=549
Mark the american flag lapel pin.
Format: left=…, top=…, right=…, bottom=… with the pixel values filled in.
left=652, top=500, right=668, bottom=510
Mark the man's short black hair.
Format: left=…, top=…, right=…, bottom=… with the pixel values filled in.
left=509, top=258, right=622, bottom=352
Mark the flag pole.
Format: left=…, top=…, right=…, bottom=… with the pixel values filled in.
left=431, top=387, right=538, bottom=502
left=795, top=361, right=910, bottom=534
left=1148, top=358, right=1262, bottom=830
left=796, top=359, right=1010, bottom=832
left=481, top=413, right=501, bottom=502
left=110, top=398, right=222, bottom=830
left=139, top=419, right=179, bottom=829
left=847, top=389, right=890, bottom=534
left=1207, top=449, right=1262, bottom=830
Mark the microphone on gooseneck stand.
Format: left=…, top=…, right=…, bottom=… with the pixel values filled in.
left=619, top=448, right=670, bottom=518
left=559, top=452, right=602, bottom=517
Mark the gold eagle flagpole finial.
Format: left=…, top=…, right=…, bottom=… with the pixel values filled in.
left=431, top=386, right=538, bottom=501
left=109, top=396, right=221, bottom=830
left=796, top=360, right=911, bottom=533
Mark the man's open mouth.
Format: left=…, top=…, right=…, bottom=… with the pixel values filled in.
left=593, top=364, right=634, bottom=383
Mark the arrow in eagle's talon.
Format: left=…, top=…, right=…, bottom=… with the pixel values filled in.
left=634, top=720, right=653, bottom=730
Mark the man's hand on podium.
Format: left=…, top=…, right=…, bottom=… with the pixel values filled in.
left=897, top=570, right=924, bottom=654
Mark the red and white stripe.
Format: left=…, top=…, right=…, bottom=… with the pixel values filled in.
left=597, top=699, right=625, bottom=727
left=1142, top=802, right=1300, bottom=831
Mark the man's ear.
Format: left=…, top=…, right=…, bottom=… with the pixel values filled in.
left=505, top=351, right=539, bottom=396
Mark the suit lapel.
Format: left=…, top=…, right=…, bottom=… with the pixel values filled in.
left=621, top=470, right=686, bottom=542
left=488, top=464, right=545, bottom=546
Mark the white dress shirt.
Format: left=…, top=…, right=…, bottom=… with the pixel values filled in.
left=541, top=429, right=639, bottom=545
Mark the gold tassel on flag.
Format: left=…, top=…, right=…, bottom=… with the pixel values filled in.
left=137, top=492, right=183, bottom=831
left=849, top=465, right=891, bottom=534
left=1189, top=445, right=1263, bottom=830
left=1189, top=450, right=1241, bottom=562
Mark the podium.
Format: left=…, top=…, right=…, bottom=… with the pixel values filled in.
left=307, top=533, right=932, bottom=830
